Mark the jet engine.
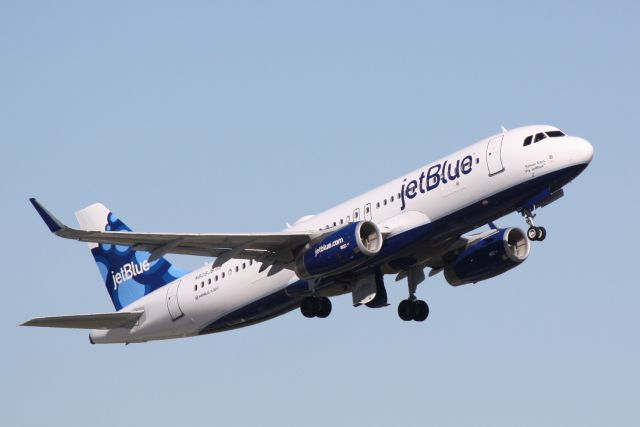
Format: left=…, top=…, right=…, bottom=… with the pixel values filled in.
left=295, top=221, right=383, bottom=280
left=444, top=227, right=530, bottom=286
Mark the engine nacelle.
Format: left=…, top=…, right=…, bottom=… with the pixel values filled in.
left=444, top=227, right=531, bottom=286
left=295, top=221, right=383, bottom=280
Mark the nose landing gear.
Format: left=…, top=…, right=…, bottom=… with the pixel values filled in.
left=521, top=207, right=547, bottom=241
left=527, top=226, right=546, bottom=241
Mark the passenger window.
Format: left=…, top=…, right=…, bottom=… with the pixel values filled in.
left=242, top=262, right=246, bottom=269
left=215, top=275, right=218, bottom=281
left=249, top=259, right=253, bottom=266
left=201, top=281, right=204, bottom=288
left=546, top=130, right=565, bottom=137
left=194, top=284, right=197, bottom=291
left=534, top=132, right=546, bottom=143
left=523, top=135, right=533, bottom=146
left=228, top=269, right=232, bottom=276
left=365, top=206, right=370, bottom=214
left=376, top=202, right=380, bottom=209
left=208, top=278, right=211, bottom=285
left=222, top=272, right=225, bottom=278
left=397, top=193, right=401, bottom=199
left=340, top=219, right=344, bottom=224
left=235, top=266, right=239, bottom=272
left=333, top=221, right=336, bottom=227
left=383, top=199, right=387, bottom=206
left=390, top=196, right=394, bottom=202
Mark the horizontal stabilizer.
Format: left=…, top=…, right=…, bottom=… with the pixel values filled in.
left=21, top=311, right=143, bottom=330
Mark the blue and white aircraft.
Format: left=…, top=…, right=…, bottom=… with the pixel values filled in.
left=24, top=125, right=593, bottom=344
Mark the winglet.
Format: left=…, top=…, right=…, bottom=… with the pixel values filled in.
left=29, top=198, right=65, bottom=233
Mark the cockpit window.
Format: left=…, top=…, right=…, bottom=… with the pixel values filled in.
left=534, top=132, right=547, bottom=143
left=546, top=130, right=565, bottom=137
left=523, top=130, right=566, bottom=147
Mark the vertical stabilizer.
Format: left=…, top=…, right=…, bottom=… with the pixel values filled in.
left=75, top=203, right=186, bottom=310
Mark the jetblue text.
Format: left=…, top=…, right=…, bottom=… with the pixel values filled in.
left=400, top=154, right=474, bottom=210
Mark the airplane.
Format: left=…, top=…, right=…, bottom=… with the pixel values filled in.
left=23, top=125, right=594, bottom=344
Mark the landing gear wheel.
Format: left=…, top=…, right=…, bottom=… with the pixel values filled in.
left=536, top=226, right=547, bottom=241
left=300, top=297, right=331, bottom=318
left=398, top=299, right=415, bottom=321
left=522, top=208, right=546, bottom=242
left=413, top=300, right=429, bottom=322
left=300, top=297, right=319, bottom=318
left=317, top=297, right=332, bottom=318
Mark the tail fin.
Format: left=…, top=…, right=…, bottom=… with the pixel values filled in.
left=75, top=203, right=186, bottom=311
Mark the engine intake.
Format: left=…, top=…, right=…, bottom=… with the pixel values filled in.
left=444, top=227, right=530, bottom=286
left=295, top=221, right=383, bottom=280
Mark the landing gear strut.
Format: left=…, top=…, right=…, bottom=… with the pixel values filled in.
left=521, top=207, right=546, bottom=241
left=397, top=267, right=429, bottom=322
left=301, top=296, right=332, bottom=318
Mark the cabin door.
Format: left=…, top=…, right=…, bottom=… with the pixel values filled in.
left=166, top=280, right=184, bottom=321
left=486, top=135, right=505, bottom=176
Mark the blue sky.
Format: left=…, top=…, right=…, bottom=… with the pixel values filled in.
left=2, top=1, right=639, bottom=426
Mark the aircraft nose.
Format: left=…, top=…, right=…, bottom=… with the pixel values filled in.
left=574, top=137, right=594, bottom=165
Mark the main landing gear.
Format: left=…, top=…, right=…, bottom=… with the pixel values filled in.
left=398, top=267, right=429, bottom=322
left=398, top=298, right=429, bottom=322
left=300, top=296, right=332, bottom=318
left=521, top=207, right=546, bottom=241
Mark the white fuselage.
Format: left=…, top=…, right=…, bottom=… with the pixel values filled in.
left=90, top=125, right=594, bottom=343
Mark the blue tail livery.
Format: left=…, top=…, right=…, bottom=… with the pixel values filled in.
left=75, top=203, right=186, bottom=310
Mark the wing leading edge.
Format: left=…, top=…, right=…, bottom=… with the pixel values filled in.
left=29, top=198, right=317, bottom=265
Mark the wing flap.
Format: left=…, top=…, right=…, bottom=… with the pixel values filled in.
left=21, top=311, right=143, bottom=330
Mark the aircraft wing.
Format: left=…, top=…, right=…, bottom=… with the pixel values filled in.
left=394, top=227, right=503, bottom=281
left=30, top=198, right=318, bottom=267
left=21, top=311, right=143, bottom=329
